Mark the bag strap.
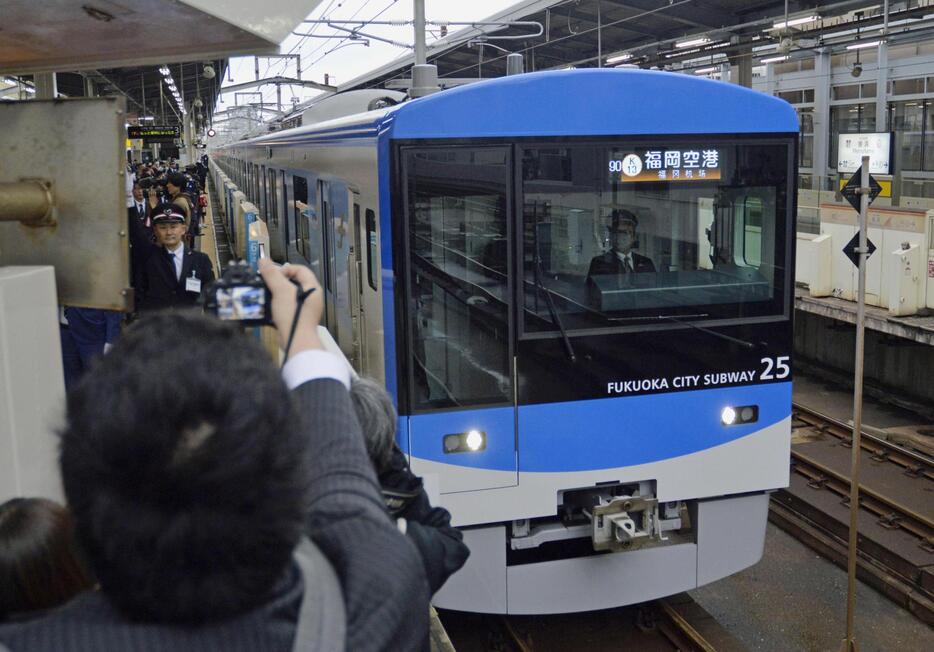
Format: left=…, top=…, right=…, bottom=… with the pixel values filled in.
left=291, top=536, right=346, bottom=652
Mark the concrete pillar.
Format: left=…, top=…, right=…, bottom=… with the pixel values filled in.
left=728, top=52, right=752, bottom=88
left=33, top=73, right=56, bottom=99
left=875, top=42, right=888, bottom=130
left=765, top=61, right=778, bottom=96
left=812, top=49, right=832, bottom=188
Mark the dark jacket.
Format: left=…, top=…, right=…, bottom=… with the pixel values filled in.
left=0, top=378, right=430, bottom=652
left=586, top=250, right=656, bottom=279
left=127, top=206, right=156, bottom=300
left=379, top=449, right=470, bottom=595
left=138, top=247, right=215, bottom=313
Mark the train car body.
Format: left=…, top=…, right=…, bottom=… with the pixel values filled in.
left=213, top=69, right=798, bottom=614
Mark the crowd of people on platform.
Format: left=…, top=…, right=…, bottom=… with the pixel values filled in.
left=1, top=158, right=468, bottom=650
left=59, top=155, right=213, bottom=390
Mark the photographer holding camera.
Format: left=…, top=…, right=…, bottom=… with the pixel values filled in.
left=0, top=261, right=430, bottom=651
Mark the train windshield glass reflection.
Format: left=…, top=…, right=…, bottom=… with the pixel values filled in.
left=521, top=139, right=790, bottom=334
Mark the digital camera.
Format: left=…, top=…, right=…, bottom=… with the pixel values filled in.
left=203, top=261, right=272, bottom=326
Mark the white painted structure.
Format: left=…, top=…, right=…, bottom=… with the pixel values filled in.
left=0, top=267, right=65, bottom=504
left=796, top=203, right=934, bottom=316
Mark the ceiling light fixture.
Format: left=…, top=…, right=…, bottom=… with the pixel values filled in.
left=761, top=55, right=789, bottom=63
left=773, top=15, right=820, bottom=29
left=606, top=52, right=632, bottom=64
left=694, top=66, right=718, bottom=74
left=847, top=40, right=883, bottom=50
left=676, top=37, right=711, bottom=49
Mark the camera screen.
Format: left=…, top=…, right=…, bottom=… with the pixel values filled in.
left=216, top=286, right=266, bottom=321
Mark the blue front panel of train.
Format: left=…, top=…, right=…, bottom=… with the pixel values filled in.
left=409, top=406, right=517, bottom=491
left=387, top=69, right=799, bottom=140
left=520, top=382, right=790, bottom=472
left=409, top=382, right=789, bottom=473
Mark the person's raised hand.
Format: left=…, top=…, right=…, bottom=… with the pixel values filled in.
left=258, top=259, right=323, bottom=355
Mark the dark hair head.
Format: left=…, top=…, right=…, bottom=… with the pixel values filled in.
left=349, top=377, right=396, bottom=472
left=166, top=172, right=187, bottom=189
left=60, top=312, right=308, bottom=624
left=0, top=498, right=94, bottom=618
left=608, top=209, right=639, bottom=230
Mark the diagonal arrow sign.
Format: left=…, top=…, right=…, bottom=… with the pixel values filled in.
left=842, top=231, right=877, bottom=268
left=840, top=165, right=882, bottom=213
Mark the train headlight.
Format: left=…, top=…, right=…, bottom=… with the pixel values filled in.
left=443, top=430, right=487, bottom=454
left=721, top=405, right=759, bottom=426
left=721, top=407, right=737, bottom=425
left=465, top=430, right=484, bottom=451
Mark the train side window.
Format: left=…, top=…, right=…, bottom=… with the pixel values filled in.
left=292, top=175, right=309, bottom=262
left=267, top=169, right=278, bottom=227
left=403, top=147, right=512, bottom=411
left=365, top=209, right=378, bottom=291
left=741, top=197, right=763, bottom=266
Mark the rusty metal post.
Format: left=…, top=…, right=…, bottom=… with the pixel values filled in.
left=0, top=181, right=55, bottom=226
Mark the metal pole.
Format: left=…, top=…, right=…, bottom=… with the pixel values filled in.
left=597, top=0, right=602, bottom=67
left=0, top=181, right=55, bottom=225
left=413, top=0, right=426, bottom=65
left=841, top=154, right=870, bottom=652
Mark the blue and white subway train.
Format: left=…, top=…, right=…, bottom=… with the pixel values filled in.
left=211, top=68, right=797, bottom=614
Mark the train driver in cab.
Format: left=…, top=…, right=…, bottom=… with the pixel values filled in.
left=586, top=208, right=656, bottom=286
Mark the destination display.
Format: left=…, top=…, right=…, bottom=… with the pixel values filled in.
left=608, top=147, right=722, bottom=183
left=127, top=125, right=180, bottom=142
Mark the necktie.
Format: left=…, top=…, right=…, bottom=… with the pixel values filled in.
left=623, top=255, right=633, bottom=273
left=167, top=250, right=179, bottom=280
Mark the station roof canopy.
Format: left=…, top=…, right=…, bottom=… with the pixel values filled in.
left=0, top=0, right=329, bottom=126
left=340, top=0, right=929, bottom=91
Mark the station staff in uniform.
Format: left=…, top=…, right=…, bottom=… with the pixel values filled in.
left=138, top=204, right=214, bottom=312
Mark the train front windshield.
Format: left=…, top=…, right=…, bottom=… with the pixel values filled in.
left=522, top=139, right=789, bottom=333
left=401, top=137, right=792, bottom=411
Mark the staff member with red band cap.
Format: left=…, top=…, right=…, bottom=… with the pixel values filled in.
left=138, top=204, right=215, bottom=313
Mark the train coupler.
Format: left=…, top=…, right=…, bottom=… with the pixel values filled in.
left=589, top=495, right=690, bottom=552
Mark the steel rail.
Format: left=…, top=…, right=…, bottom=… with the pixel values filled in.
left=792, top=402, right=934, bottom=480
left=657, top=600, right=718, bottom=652
left=790, top=450, right=934, bottom=547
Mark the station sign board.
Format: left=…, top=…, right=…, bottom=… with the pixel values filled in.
left=127, top=125, right=180, bottom=143
left=609, top=147, right=722, bottom=183
left=836, top=132, right=891, bottom=174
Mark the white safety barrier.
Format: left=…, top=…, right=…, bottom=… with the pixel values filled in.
left=795, top=203, right=934, bottom=316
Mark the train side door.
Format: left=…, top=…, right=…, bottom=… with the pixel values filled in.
left=316, top=179, right=336, bottom=335
left=348, top=199, right=365, bottom=372
left=326, top=182, right=354, bottom=359
left=278, top=170, right=290, bottom=262
left=401, top=146, right=518, bottom=493
left=290, top=174, right=313, bottom=265
left=265, top=168, right=283, bottom=261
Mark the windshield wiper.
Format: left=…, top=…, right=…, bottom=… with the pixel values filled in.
left=655, top=313, right=757, bottom=350
left=532, top=244, right=576, bottom=363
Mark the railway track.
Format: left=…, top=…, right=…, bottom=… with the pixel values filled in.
left=439, top=594, right=740, bottom=651
left=770, top=403, right=934, bottom=624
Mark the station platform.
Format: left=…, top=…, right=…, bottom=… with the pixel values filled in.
left=795, top=287, right=934, bottom=346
